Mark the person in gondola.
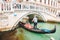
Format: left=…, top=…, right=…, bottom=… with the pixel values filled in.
left=32, top=15, right=38, bottom=29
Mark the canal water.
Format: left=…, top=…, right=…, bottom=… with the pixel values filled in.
left=0, top=22, right=60, bottom=40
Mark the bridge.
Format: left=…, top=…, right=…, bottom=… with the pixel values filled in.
left=0, top=2, right=60, bottom=31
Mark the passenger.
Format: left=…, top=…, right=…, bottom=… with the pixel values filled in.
left=32, top=15, right=38, bottom=29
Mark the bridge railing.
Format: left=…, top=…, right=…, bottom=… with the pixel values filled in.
left=12, top=3, right=44, bottom=11
left=0, top=2, right=57, bottom=15
left=0, top=2, right=57, bottom=20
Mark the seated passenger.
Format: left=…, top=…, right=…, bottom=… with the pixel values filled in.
left=24, top=23, right=33, bottom=29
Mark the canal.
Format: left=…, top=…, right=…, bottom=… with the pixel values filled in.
left=0, top=22, right=60, bottom=40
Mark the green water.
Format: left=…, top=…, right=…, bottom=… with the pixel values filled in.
left=16, top=22, right=60, bottom=40
left=1, top=22, right=60, bottom=40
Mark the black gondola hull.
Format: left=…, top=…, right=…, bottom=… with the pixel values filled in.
left=19, top=21, right=56, bottom=34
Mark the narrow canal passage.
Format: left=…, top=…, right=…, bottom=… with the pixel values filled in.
left=0, top=22, right=60, bottom=40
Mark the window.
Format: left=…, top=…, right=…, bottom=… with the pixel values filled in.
left=0, top=3, right=3, bottom=11
left=51, top=1, right=52, bottom=6
left=53, top=2, right=55, bottom=6
left=26, top=0, right=28, bottom=1
left=44, top=0, right=46, bottom=4
left=40, top=0, right=42, bottom=2
left=48, top=0, right=50, bottom=5
left=3, top=0, right=11, bottom=2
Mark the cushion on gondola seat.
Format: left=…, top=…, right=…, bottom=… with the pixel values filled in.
left=24, top=23, right=33, bottom=29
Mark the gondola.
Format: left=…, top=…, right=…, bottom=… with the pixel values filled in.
left=19, top=21, right=56, bottom=34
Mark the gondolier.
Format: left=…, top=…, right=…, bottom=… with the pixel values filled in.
left=32, top=15, right=38, bottom=29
